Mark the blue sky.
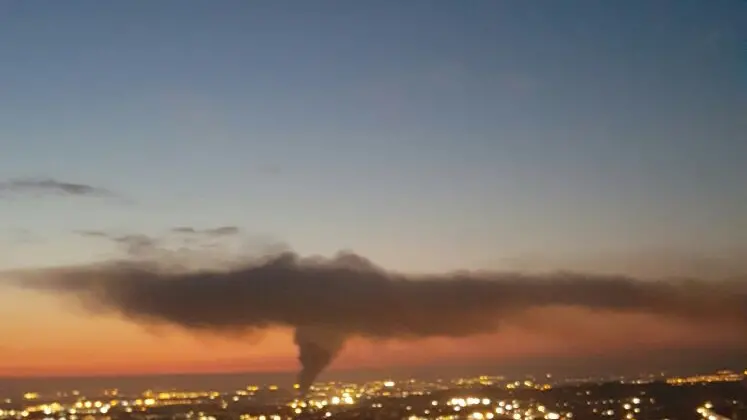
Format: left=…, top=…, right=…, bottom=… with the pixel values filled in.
left=0, top=0, right=745, bottom=273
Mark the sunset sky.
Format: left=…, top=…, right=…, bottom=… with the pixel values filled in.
left=0, top=0, right=746, bottom=377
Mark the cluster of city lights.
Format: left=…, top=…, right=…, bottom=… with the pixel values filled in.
left=668, top=370, right=746, bottom=386
left=696, top=402, right=731, bottom=420
left=442, top=397, right=568, bottom=420
left=0, top=369, right=744, bottom=420
left=288, top=392, right=357, bottom=416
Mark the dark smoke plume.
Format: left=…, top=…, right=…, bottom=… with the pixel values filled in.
left=294, top=326, right=346, bottom=394
left=9, top=250, right=747, bottom=392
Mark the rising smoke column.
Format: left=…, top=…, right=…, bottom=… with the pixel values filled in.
left=294, top=326, right=347, bottom=395
left=8, top=250, right=747, bottom=388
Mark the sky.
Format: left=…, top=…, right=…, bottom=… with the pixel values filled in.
left=0, top=0, right=746, bottom=378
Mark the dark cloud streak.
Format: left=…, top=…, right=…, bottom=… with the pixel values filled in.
left=171, top=226, right=240, bottom=236
left=74, top=230, right=110, bottom=238
left=0, top=178, right=116, bottom=198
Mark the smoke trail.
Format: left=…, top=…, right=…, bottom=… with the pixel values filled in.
left=9, top=250, right=747, bottom=387
left=294, top=326, right=346, bottom=395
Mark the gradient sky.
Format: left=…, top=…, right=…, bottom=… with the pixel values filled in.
left=0, top=0, right=746, bottom=377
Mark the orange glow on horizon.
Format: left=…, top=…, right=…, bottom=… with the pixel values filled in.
left=2, top=289, right=745, bottom=377
left=3, top=310, right=746, bottom=377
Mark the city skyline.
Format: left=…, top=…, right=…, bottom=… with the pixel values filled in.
left=1, top=0, right=746, bottom=377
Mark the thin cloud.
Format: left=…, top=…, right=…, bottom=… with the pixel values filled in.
left=73, top=227, right=252, bottom=269
left=256, top=164, right=283, bottom=176
left=74, top=230, right=110, bottom=238
left=111, top=234, right=159, bottom=257
left=0, top=178, right=116, bottom=198
left=73, top=230, right=159, bottom=257
left=171, top=226, right=240, bottom=236
left=1, top=228, right=42, bottom=245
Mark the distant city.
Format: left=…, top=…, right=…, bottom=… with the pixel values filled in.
left=1, top=369, right=744, bottom=420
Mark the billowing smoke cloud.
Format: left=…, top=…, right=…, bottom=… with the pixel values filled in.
left=9, top=250, right=747, bottom=393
